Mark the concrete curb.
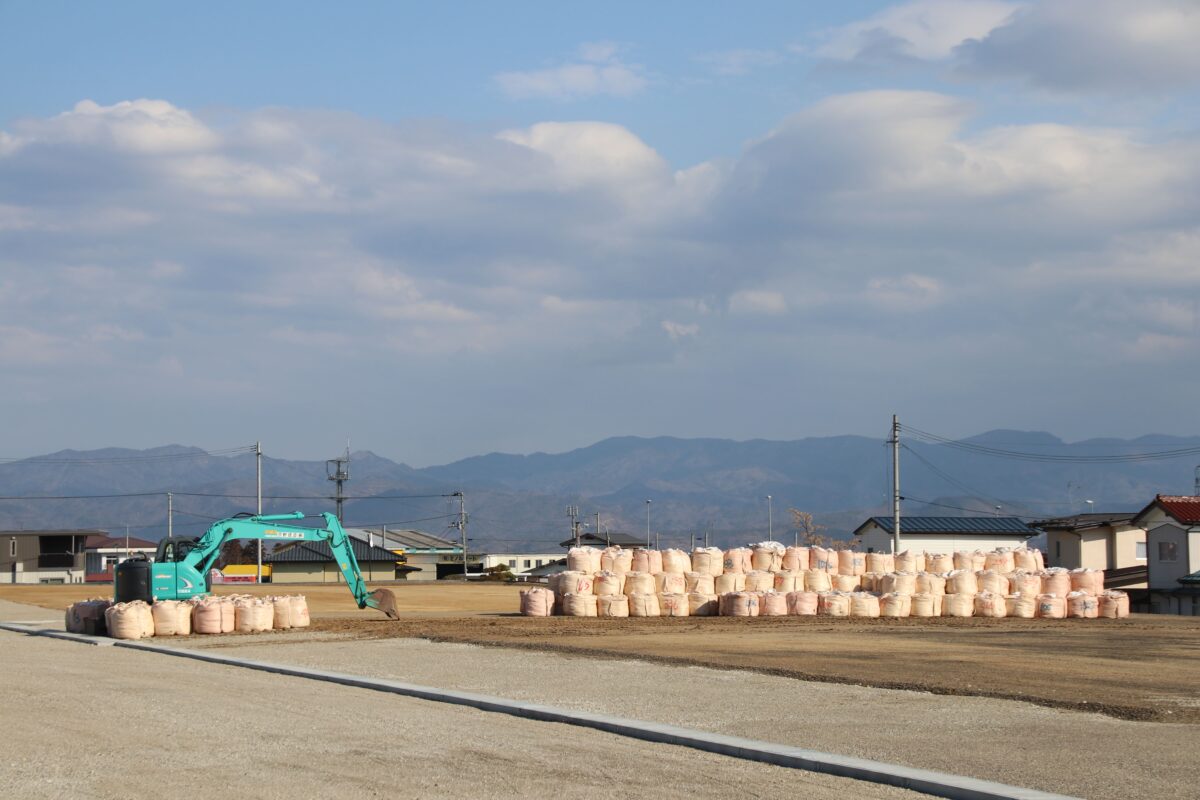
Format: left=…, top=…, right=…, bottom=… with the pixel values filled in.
left=0, top=622, right=115, bottom=646
left=3, top=625, right=1079, bottom=800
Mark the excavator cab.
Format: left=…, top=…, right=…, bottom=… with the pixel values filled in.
left=155, top=537, right=199, bottom=563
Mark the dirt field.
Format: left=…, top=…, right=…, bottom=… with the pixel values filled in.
left=6, top=582, right=1198, bottom=723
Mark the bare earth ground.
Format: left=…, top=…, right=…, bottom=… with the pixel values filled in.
left=3, top=582, right=1198, bottom=724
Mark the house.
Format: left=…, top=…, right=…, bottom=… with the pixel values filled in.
left=558, top=531, right=647, bottom=550
left=264, top=537, right=417, bottom=584
left=348, top=527, right=473, bottom=581
left=1, top=529, right=105, bottom=584
left=1030, top=513, right=1146, bottom=589
left=1131, top=495, right=1200, bottom=616
left=82, top=534, right=158, bottom=583
left=852, top=516, right=1037, bottom=555
left=480, top=552, right=563, bottom=578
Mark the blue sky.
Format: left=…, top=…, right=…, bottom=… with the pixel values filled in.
left=2, top=1, right=1199, bottom=463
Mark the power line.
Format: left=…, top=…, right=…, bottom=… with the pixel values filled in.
left=900, top=444, right=1005, bottom=508
left=0, top=491, right=457, bottom=501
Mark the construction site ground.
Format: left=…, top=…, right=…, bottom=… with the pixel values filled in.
left=3, top=584, right=1199, bottom=798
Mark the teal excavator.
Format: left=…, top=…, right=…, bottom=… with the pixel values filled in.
left=115, top=511, right=399, bottom=619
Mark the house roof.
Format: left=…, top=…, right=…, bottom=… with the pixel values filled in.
left=1132, top=494, right=1200, bottom=527
left=558, top=531, right=647, bottom=549
left=527, top=558, right=567, bottom=576
left=855, top=516, right=1036, bottom=537
left=265, top=537, right=405, bottom=564
left=84, top=534, right=157, bottom=549
left=349, top=528, right=459, bottom=550
left=1179, top=571, right=1200, bottom=586
left=1028, top=513, right=1136, bottom=531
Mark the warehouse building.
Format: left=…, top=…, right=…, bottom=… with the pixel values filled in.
left=1, top=529, right=105, bottom=584
left=356, top=528, right=475, bottom=581
left=480, top=552, right=563, bottom=578
left=852, top=516, right=1037, bottom=554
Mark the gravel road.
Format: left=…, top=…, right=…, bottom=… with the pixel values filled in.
left=207, top=634, right=1198, bottom=800
left=0, top=629, right=929, bottom=800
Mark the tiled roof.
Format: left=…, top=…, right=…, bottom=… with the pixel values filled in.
left=1179, top=571, right=1200, bottom=586
left=348, top=528, right=458, bottom=550
left=559, top=532, right=647, bottom=548
left=265, top=538, right=403, bottom=564
left=861, top=516, right=1035, bottom=535
left=1152, top=495, right=1200, bottom=525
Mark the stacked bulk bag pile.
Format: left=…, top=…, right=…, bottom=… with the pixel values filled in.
left=562, top=593, right=598, bottom=617
left=521, top=542, right=1122, bottom=623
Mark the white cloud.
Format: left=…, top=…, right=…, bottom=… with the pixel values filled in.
left=2, top=93, right=1200, bottom=451
left=696, top=49, right=784, bottom=76
left=729, top=290, right=788, bottom=315
left=956, top=0, right=1200, bottom=91
left=866, top=274, right=945, bottom=311
left=494, top=42, right=647, bottom=100
left=814, top=0, right=1020, bottom=62
left=661, top=320, right=700, bottom=340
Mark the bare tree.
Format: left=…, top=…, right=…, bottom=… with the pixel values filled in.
left=789, top=509, right=832, bottom=547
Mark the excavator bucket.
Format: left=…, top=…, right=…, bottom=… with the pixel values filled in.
left=369, top=589, right=400, bottom=619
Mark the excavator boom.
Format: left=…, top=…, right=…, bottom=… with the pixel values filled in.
left=148, top=511, right=399, bottom=619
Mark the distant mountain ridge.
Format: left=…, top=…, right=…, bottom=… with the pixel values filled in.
left=1, top=431, right=1197, bottom=551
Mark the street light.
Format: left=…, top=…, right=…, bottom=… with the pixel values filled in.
left=645, top=499, right=652, bottom=548
left=1085, top=499, right=1094, bottom=515
left=766, top=495, right=773, bottom=540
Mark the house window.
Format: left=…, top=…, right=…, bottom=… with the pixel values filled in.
left=536, top=559, right=544, bottom=567
left=1055, top=541, right=1061, bottom=559
left=8, top=539, right=14, bottom=557
left=1136, top=541, right=1146, bottom=560
left=508, top=559, right=517, bottom=568
left=1158, top=541, right=1177, bottom=562
left=523, top=560, right=531, bottom=568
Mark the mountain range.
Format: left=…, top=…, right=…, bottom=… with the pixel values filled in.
left=1, top=430, right=1197, bottom=552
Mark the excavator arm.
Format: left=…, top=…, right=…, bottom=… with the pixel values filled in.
left=152, top=511, right=398, bottom=618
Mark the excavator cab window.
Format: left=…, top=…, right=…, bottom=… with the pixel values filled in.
left=156, top=538, right=199, bottom=563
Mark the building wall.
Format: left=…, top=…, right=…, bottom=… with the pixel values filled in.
left=1, top=536, right=86, bottom=584
left=1046, top=531, right=1081, bottom=569
left=270, top=562, right=396, bottom=584
left=1112, top=526, right=1148, bottom=570
left=480, top=554, right=560, bottom=575
left=1147, top=524, right=1190, bottom=590
left=859, top=525, right=1032, bottom=555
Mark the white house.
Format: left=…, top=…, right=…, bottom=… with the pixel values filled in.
left=1030, top=513, right=1146, bottom=589
left=480, top=553, right=562, bottom=577
left=852, top=516, right=1037, bottom=555
left=1130, top=495, right=1200, bottom=616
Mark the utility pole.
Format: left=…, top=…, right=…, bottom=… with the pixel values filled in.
left=645, top=499, right=651, bottom=548
left=567, top=505, right=580, bottom=547
left=167, top=492, right=173, bottom=539
left=455, top=492, right=469, bottom=579
left=766, top=495, right=773, bottom=540
left=255, top=441, right=262, bottom=583
left=889, top=414, right=901, bottom=554
left=595, top=512, right=601, bottom=546
left=326, top=444, right=350, bottom=523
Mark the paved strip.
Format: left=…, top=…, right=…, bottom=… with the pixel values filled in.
left=0, top=624, right=1078, bottom=800
left=0, top=621, right=115, bottom=645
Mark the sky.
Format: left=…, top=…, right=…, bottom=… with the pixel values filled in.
left=1, top=0, right=1199, bottom=465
